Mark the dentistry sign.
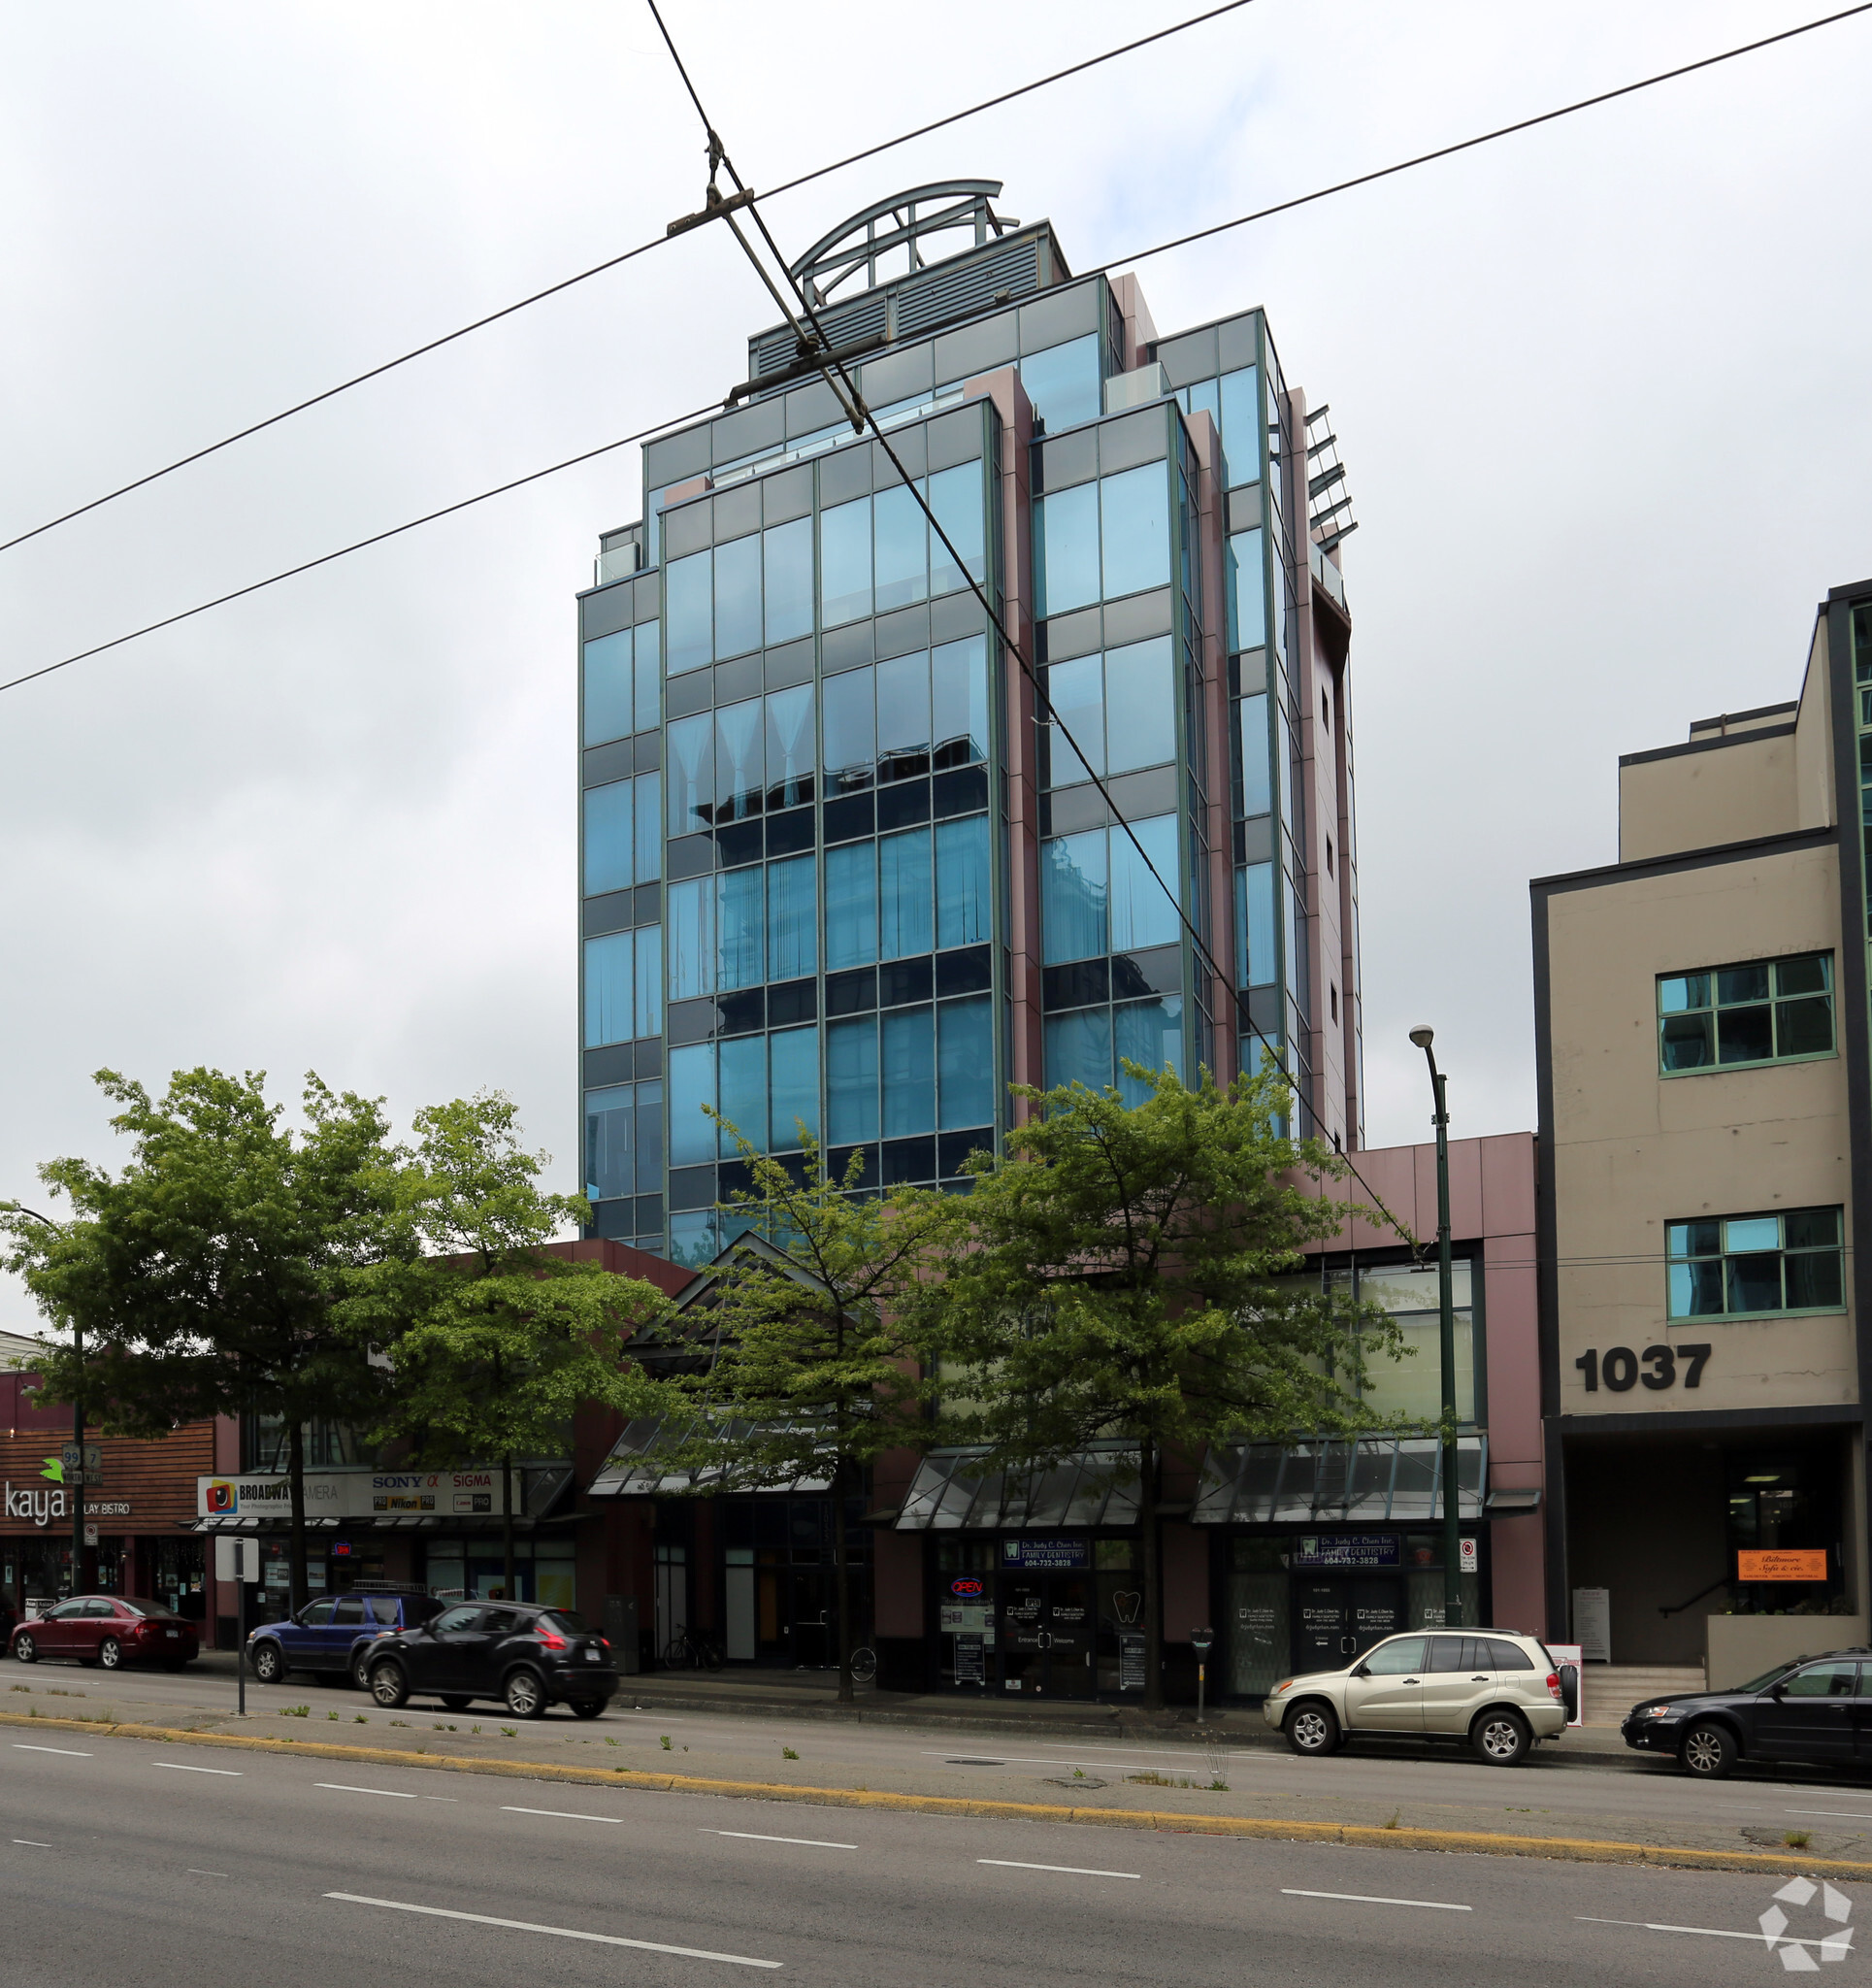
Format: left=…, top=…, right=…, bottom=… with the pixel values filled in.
left=198, top=1469, right=523, bottom=1520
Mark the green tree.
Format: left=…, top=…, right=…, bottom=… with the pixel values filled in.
left=0, top=1068, right=403, bottom=1609
left=345, top=1093, right=670, bottom=1603
left=649, top=1124, right=958, bottom=1703
left=927, top=1060, right=1398, bottom=1710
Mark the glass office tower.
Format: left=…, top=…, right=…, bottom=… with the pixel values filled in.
left=577, top=183, right=1363, bottom=1263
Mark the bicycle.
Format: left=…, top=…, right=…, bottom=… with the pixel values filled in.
left=848, top=1645, right=877, bottom=1684
left=661, top=1629, right=725, bottom=1672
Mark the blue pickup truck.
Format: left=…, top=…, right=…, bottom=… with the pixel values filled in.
left=247, top=1586, right=444, bottom=1689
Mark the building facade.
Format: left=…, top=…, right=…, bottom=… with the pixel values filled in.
left=1534, top=578, right=1872, bottom=1677
left=575, top=182, right=1364, bottom=1266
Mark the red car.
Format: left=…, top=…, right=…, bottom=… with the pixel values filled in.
left=10, top=1596, right=198, bottom=1672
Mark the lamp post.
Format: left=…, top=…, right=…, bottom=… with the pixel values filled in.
left=5, top=1205, right=83, bottom=1597
left=1406, top=1029, right=1461, bottom=1632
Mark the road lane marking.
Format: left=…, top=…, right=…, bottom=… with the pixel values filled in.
left=503, top=1806, right=622, bottom=1824
left=1578, top=1916, right=1842, bottom=1948
left=705, top=1831, right=857, bottom=1849
left=926, top=1752, right=1163, bottom=1773
left=978, top=1859, right=1140, bottom=1879
left=1283, top=1889, right=1471, bottom=1912
left=188, top=1870, right=229, bottom=1877
left=323, top=1893, right=781, bottom=1969
left=151, top=1762, right=243, bottom=1775
left=1788, top=1810, right=1872, bottom=1821
left=13, top=1744, right=91, bottom=1756
left=13, top=1839, right=51, bottom=1847
left=316, top=1783, right=418, bottom=1799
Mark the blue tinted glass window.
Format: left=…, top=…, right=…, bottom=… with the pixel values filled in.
left=1104, top=636, right=1174, bottom=775
left=928, top=462, right=984, bottom=594
left=932, top=635, right=989, bottom=767
left=1041, top=829, right=1107, bottom=965
left=1045, top=652, right=1102, bottom=784
left=1043, top=1007, right=1111, bottom=1092
left=1110, top=813, right=1180, bottom=953
left=712, top=533, right=763, bottom=661
left=821, top=665, right=875, bottom=791
left=1019, top=334, right=1100, bottom=431
left=1115, top=995, right=1183, bottom=1106
left=820, top=496, right=872, bottom=627
left=767, top=854, right=817, bottom=981
left=583, top=629, right=633, bottom=746
left=824, top=841, right=877, bottom=970
left=1037, top=481, right=1100, bottom=617
left=936, top=814, right=991, bottom=949
left=635, top=925, right=663, bottom=1037
left=634, top=772, right=661, bottom=883
left=1238, top=694, right=1270, bottom=814
left=1228, top=529, right=1264, bottom=652
left=876, top=649, right=932, bottom=777
left=668, top=877, right=715, bottom=1002
left=665, top=549, right=712, bottom=674
left=769, top=1026, right=820, bottom=1150
left=827, top=1015, right=879, bottom=1143
left=872, top=483, right=929, bottom=614
left=882, top=1006, right=936, bottom=1137
left=668, top=1043, right=715, bottom=1169
left=880, top=826, right=933, bottom=960
left=764, top=683, right=814, bottom=812
left=716, top=1035, right=766, bottom=1156
left=634, top=620, right=661, bottom=732
left=764, top=516, right=814, bottom=646
left=1277, top=702, right=1296, bottom=832
left=1284, top=864, right=1301, bottom=1001
left=668, top=1210, right=716, bottom=1267
left=1100, top=463, right=1170, bottom=601
left=937, top=996, right=993, bottom=1130
left=583, top=780, right=634, bottom=896
left=1240, top=862, right=1275, bottom=987
left=636, top=1077, right=663, bottom=1181
left=714, top=698, right=763, bottom=823
left=717, top=866, right=765, bottom=991
left=667, top=712, right=713, bottom=836
left=584, top=931, right=634, bottom=1048
left=583, top=1084, right=637, bottom=1202
left=1218, top=366, right=1258, bottom=485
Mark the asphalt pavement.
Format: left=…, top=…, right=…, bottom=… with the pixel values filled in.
left=4, top=1729, right=1861, bottom=1986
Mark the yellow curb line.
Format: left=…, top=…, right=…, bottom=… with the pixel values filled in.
left=2, top=1706, right=1865, bottom=1878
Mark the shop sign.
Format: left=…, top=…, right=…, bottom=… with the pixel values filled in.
left=1292, top=1534, right=1399, bottom=1570
left=949, top=1576, right=983, bottom=1598
left=3, top=1484, right=71, bottom=1527
left=1000, top=1537, right=1089, bottom=1570
left=198, top=1469, right=521, bottom=1520
left=1738, top=1549, right=1828, bottom=1581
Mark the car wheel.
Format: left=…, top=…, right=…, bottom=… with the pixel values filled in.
left=98, top=1638, right=122, bottom=1671
left=504, top=1669, right=545, bottom=1720
left=248, top=1641, right=285, bottom=1685
left=370, top=1661, right=409, bottom=1709
left=569, top=1699, right=606, bottom=1721
left=350, top=1648, right=376, bottom=1692
left=1472, top=1708, right=1531, bottom=1766
left=441, top=1695, right=474, bottom=1711
left=1285, top=1701, right=1341, bottom=1757
left=1680, top=1720, right=1738, bottom=1779
left=13, top=1633, right=37, bottom=1665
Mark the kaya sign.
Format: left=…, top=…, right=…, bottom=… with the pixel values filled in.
left=3, top=1483, right=73, bottom=1527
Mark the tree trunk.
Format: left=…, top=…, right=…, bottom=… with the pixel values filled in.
left=287, top=1416, right=309, bottom=1613
left=834, top=1458, right=854, bottom=1706
left=502, top=1451, right=515, bottom=1602
left=1138, top=1431, right=1163, bottom=1712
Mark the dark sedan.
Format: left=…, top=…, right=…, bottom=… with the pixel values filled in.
left=1622, top=1648, right=1872, bottom=1776
left=11, top=1596, right=198, bottom=1672
left=362, top=1601, right=616, bottom=1720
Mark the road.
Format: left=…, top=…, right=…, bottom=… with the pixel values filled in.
left=3, top=1730, right=1859, bottom=1986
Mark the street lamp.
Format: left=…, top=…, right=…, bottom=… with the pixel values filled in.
left=1406, top=1029, right=1462, bottom=1631
left=4, top=1205, right=84, bottom=1598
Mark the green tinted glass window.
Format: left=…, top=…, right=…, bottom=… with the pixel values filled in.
left=1657, top=953, right=1832, bottom=1073
left=1666, top=1207, right=1845, bottom=1319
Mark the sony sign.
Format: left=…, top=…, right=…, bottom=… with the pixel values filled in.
left=3, top=1484, right=71, bottom=1528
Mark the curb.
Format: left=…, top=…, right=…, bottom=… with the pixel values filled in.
left=1, top=1707, right=1859, bottom=1878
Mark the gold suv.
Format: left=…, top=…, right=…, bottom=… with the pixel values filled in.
left=1262, top=1630, right=1572, bottom=1766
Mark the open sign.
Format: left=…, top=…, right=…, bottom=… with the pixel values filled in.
left=950, top=1577, right=984, bottom=1598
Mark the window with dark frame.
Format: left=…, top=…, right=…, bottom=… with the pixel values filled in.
left=1665, top=1207, right=1844, bottom=1320
left=1657, top=953, right=1833, bottom=1073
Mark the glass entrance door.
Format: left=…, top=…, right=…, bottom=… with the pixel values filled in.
left=1294, top=1576, right=1403, bottom=1673
left=1000, top=1574, right=1096, bottom=1697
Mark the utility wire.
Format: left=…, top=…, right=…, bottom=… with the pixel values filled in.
left=10, top=3, right=1867, bottom=703
left=0, top=0, right=1259, bottom=561
left=644, top=0, right=1424, bottom=1247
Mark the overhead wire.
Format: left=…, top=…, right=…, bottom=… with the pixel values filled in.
left=642, top=0, right=1427, bottom=1246
left=0, top=0, right=1260, bottom=561
left=7, top=2, right=1868, bottom=702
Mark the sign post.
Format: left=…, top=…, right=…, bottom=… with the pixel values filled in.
left=214, top=1537, right=260, bottom=1716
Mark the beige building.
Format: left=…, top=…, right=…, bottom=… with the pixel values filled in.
left=1533, top=579, right=1872, bottom=1673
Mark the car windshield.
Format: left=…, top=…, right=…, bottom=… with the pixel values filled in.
left=117, top=1600, right=183, bottom=1620
left=541, top=1610, right=593, bottom=1636
left=1730, top=1662, right=1803, bottom=1694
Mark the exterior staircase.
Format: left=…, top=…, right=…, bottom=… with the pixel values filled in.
left=1579, top=1664, right=1705, bottom=1726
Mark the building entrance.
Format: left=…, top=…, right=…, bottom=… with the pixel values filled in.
left=1294, top=1575, right=1404, bottom=1672
left=1002, top=1573, right=1096, bottom=1697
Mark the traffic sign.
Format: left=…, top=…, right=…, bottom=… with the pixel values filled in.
left=61, top=1469, right=104, bottom=1486
left=60, top=1443, right=102, bottom=1473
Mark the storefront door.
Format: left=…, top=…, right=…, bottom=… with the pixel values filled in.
left=1294, top=1576, right=1403, bottom=1673
left=1002, top=1574, right=1096, bottom=1698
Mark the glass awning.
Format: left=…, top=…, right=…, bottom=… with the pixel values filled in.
left=1192, top=1435, right=1487, bottom=1525
left=893, top=1445, right=1141, bottom=1531
left=586, top=1415, right=833, bottom=1498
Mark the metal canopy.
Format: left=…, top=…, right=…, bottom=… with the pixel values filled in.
left=587, top=1415, right=832, bottom=1498
left=790, top=181, right=1015, bottom=306
left=1192, top=1435, right=1488, bottom=1526
left=893, top=1445, right=1140, bottom=1532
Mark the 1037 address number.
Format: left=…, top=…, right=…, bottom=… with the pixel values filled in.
left=1574, top=1344, right=1711, bottom=1393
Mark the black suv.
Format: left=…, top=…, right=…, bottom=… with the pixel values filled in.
left=1622, top=1647, right=1872, bottom=1776
left=364, top=1601, right=617, bottom=1720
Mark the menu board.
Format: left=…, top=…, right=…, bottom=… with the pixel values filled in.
left=955, top=1634, right=985, bottom=1683
left=1118, top=1633, right=1147, bottom=1691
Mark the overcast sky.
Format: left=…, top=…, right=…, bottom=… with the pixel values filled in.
left=3, top=0, right=1867, bottom=1323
